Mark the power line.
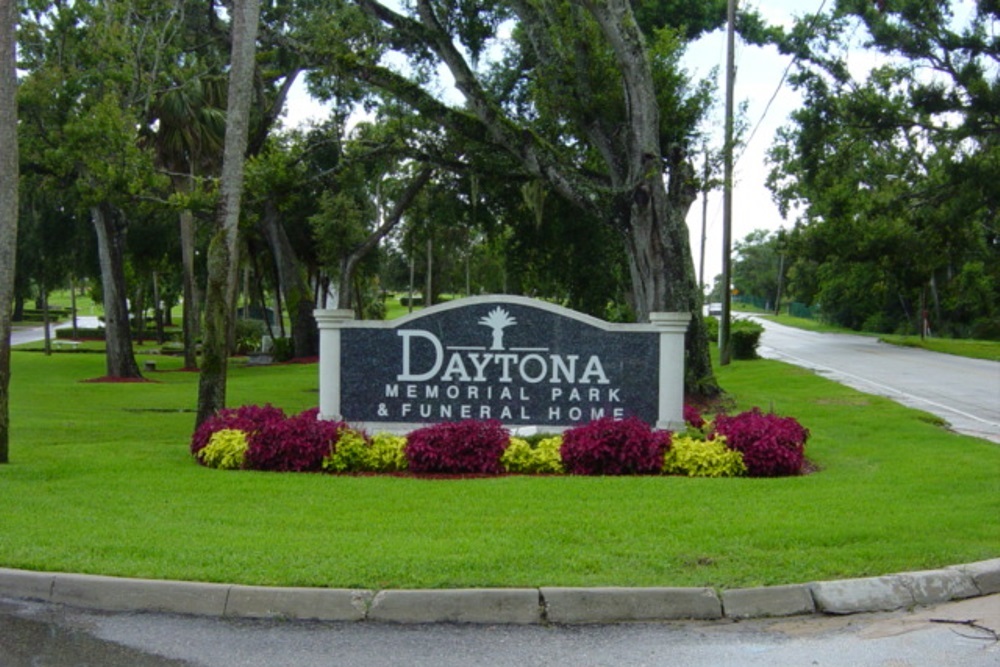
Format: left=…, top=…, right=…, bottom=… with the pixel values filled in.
left=735, top=0, right=830, bottom=166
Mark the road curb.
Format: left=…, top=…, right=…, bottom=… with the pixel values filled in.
left=721, top=583, right=815, bottom=619
left=368, top=588, right=542, bottom=624
left=540, top=586, right=721, bottom=623
left=2, top=559, right=998, bottom=625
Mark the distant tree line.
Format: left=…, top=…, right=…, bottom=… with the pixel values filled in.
left=761, top=0, right=999, bottom=338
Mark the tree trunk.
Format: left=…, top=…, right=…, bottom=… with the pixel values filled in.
left=91, top=204, right=143, bottom=379
left=259, top=203, right=317, bottom=357
left=70, top=275, right=79, bottom=337
left=152, top=270, right=165, bottom=345
left=197, top=231, right=230, bottom=425
left=425, top=236, right=433, bottom=307
left=195, top=0, right=261, bottom=428
left=41, top=284, right=51, bottom=356
left=336, top=167, right=432, bottom=314
left=0, top=0, right=16, bottom=463
left=179, top=206, right=200, bottom=369
left=587, top=0, right=716, bottom=395
left=620, top=163, right=715, bottom=394
left=133, top=282, right=146, bottom=346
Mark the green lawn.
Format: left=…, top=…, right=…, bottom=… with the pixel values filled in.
left=1, top=349, right=997, bottom=590
left=877, top=335, right=1000, bottom=362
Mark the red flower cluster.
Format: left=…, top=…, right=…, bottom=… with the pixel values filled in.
left=404, top=420, right=509, bottom=475
left=190, top=404, right=286, bottom=457
left=559, top=417, right=669, bottom=476
left=712, top=408, right=809, bottom=477
left=244, top=408, right=346, bottom=472
left=683, top=404, right=706, bottom=429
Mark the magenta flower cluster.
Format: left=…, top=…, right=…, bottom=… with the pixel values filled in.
left=559, top=417, right=670, bottom=475
left=405, top=419, right=510, bottom=475
left=711, top=408, right=810, bottom=477
left=683, top=404, right=706, bottom=430
left=245, top=408, right=346, bottom=472
left=190, top=404, right=287, bottom=457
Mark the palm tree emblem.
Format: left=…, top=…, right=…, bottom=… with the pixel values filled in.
left=479, top=307, right=517, bottom=350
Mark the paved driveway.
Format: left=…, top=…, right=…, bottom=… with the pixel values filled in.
left=751, top=318, right=1000, bottom=444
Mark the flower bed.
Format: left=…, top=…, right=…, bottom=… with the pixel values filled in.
left=192, top=405, right=810, bottom=478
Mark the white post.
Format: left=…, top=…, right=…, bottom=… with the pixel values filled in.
left=314, top=309, right=355, bottom=421
left=649, top=312, right=691, bottom=430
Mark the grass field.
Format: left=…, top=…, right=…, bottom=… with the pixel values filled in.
left=877, top=335, right=1000, bottom=362
left=1, top=346, right=997, bottom=590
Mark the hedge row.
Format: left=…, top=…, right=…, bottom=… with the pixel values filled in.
left=191, top=406, right=809, bottom=478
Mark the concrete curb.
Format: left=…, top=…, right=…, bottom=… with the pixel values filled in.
left=541, top=586, right=721, bottom=624
left=2, top=558, right=998, bottom=625
left=368, top=588, right=542, bottom=624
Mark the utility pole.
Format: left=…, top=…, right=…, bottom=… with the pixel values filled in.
left=774, top=229, right=786, bottom=316
left=720, top=0, right=737, bottom=365
left=699, top=144, right=710, bottom=293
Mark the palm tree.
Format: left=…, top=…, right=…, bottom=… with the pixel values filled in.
left=144, top=68, right=227, bottom=369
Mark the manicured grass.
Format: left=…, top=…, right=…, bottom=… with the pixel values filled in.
left=1, top=350, right=997, bottom=590
left=384, top=298, right=421, bottom=320
left=878, top=335, right=1000, bottom=362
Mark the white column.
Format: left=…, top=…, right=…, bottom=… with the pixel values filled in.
left=314, top=309, right=355, bottom=421
left=649, top=312, right=691, bottom=431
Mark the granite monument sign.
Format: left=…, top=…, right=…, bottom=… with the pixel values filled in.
left=315, top=296, right=689, bottom=432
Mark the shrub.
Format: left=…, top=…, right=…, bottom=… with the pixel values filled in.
left=683, top=404, right=706, bottom=429
left=323, top=429, right=408, bottom=473
left=731, top=320, right=764, bottom=360
left=712, top=408, right=809, bottom=477
left=323, top=427, right=369, bottom=473
left=190, top=404, right=286, bottom=458
left=244, top=408, right=345, bottom=472
left=405, top=420, right=510, bottom=474
left=559, top=417, right=669, bottom=476
left=367, top=433, right=408, bottom=472
left=704, top=315, right=719, bottom=342
left=234, top=318, right=266, bottom=355
left=197, top=429, right=249, bottom=470
left=501, top=436, right=564, bottom=474
left=272, top=337, right=295, bottom=362
left=662, top=434, right=746, bottom=478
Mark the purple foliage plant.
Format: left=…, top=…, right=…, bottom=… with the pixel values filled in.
left=190, top=403, right=286, bottom=458
left=405, top=419, right=510, bottom=475
left=244, top=408, right=346, bottom=472
left=711, top=408, right=809, bottom=477
left=559, top=417, right=670, bottom=475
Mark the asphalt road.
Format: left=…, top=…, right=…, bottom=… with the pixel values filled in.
left=752, top=317, right=1000, bottom=444
left=2, top=594, right=998, bottom=667
left=9, top=323, right=52, bottom=347
left=10, top=316, right=106, bottom=346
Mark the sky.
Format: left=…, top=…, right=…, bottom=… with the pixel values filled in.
left=680, top=0, right=817, bottom=288
left=280, top=1, right=830, bottom=288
